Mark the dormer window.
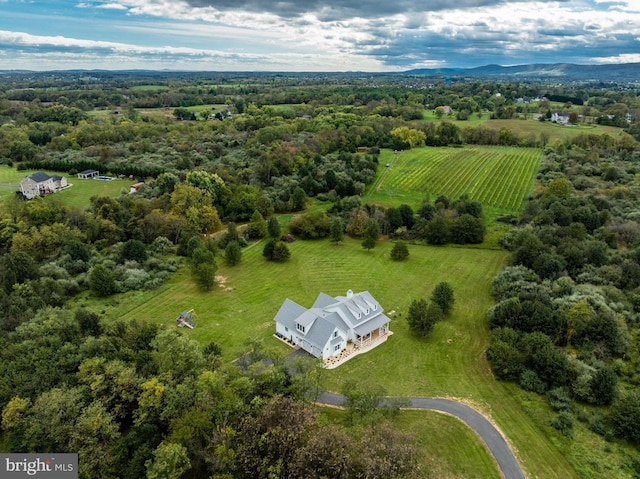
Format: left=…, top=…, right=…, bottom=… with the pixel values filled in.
left=296, top=323, right=305, bottom=333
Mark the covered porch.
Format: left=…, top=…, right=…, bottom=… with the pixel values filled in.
left=324, top=326, right=392, bottom=369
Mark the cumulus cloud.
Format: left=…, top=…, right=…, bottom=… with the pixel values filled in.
left=4, top=0, right=640, bottom=70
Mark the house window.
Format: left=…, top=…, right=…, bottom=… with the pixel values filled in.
left=334, top=343, right=341, bottom=352
left=285, top=326, right=288, bottom=332
left=296, top=323, right=305, bottom=333
left=333, top=331, right=338, bottom=338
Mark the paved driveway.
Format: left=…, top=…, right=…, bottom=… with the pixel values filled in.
left=317, top=392, right=526, bottom=479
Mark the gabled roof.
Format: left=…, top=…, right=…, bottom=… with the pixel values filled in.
left=274, top=299, right=307, bottom=330
left=305, top=316, right=337, bottom=350
left=274, top=290, right=390, bottom=358
left=318, top=310, right=349, bottom=333
left=296, top=310, right=317, bottom=331
left=27, top=172, right=52, bottom=183
left=79, top=169, right=99, bottom=175
left=312, top=292, right=336, bottom=308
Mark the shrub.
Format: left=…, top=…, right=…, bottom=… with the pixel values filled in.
left=288, top=211, right=331, bottom=239
left=272, top=242, right=291, bottom=262
left=520, top=369, right=546, bottom=394
left=547, top=387, right=573, bottom=411
left=390, top=241, right=409, bottom=261
left=551, top=411, right=574, bottom=437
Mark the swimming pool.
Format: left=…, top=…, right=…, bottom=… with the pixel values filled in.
left=94, top=176, right=114, bottom=181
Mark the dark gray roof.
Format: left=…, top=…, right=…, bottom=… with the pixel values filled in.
left=52, top=175, right=63, bottom=181
left=79, top=169, right=99, bottom=175
left=28, top=172, right=51, bottom=183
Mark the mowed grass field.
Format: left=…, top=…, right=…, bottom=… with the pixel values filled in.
left=0, top=165, right=130, bottom=206
left=79, top=235, right=578, bottom=479
left=366, top=146, right=540, bottom=220
left=485, top=118, right=626, bottom=141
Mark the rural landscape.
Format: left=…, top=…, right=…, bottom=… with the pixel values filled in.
left=0, top=66, right=639, bottom=479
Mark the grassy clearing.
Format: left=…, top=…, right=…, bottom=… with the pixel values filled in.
left=420, top=110, right=489, bottom=127
left=0, top=165, right=129, bottom=205
left=77, top=234, right=577, bottom=478
left=366, top=146, right=540, bottom=219
left=484, top=118, right=625, bottom=142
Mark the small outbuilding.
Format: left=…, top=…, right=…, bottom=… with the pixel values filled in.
left=78, top=169, right=99, bottom=179
left=129, top=182, right=145, bottom=194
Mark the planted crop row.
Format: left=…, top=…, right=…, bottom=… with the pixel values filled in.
left=373, top=147, right=540, bottom=215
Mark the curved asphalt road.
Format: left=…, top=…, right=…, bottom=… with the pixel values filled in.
left=317, top=392, right=526, bottom=479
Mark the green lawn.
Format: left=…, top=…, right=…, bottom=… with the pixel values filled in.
left=0, top=165, right=130, bottom=205
left=77, top=234, right=578, bottom=479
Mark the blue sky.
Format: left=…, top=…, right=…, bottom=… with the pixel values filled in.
left=0, top=0, right=638, bottom=71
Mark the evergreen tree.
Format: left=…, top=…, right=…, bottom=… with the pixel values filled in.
left=267, top=216, right=281, bottom=239
left=246, top=210, right=267, bottom=239
left=361, top=218, right=381, bottom=251
left=407, top=298, right=438, bottom=337
left=330, top=217, right=345, bottom=244
left=190, top=247, right=217, bottom=291
left=224, top=241, right=242, bottom=266
left=272, top=242, right=291, bottom=262
left=390, top=241, right=409, bottom=261
left=431, top=282, right=455, bottom=315
left=263, top=239, right=277, bottom=260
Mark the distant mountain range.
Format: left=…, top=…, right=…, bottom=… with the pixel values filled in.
left=1, top=63, right=639, bottom=83
left=404, top=62, right=640, bottom=82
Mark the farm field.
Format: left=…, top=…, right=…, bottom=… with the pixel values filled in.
left=484, top=118, right=626, bottom=141
left=79, top=235, right=578, bottom=479
left=0, top=165, right=129, bottom=205
left=366, top=146, right=540, bottom=219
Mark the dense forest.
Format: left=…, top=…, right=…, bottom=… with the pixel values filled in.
left=1, top=71, right=640, bottom=478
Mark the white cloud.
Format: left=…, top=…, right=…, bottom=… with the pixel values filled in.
left=97, top=3, right=129, bottom=10
left=591, top=53, right=640, bottom=63
left=0, top=29, right=383, bottom=71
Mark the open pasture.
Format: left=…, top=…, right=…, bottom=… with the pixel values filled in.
left=368, top=146, right=540, bottom=217
left=485, top=118, right=625, bottom=141
left=82, top=234, right=577, bottom=479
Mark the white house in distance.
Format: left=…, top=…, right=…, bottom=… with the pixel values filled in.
left=274, top=289, right=391, bottom=360
left=20, top=172, right=68, bottom=199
